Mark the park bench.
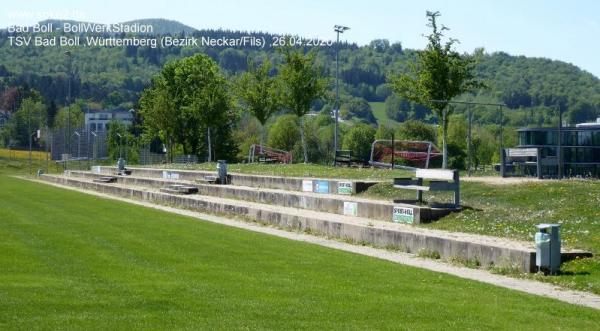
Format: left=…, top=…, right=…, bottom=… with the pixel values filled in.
left=335, top=150, right=366, bottom=167
left=393, top=169, right=460, bottom=207
left=335, top=150, right=352, bottom=166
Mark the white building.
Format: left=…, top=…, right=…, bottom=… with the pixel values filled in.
left=84, top=108, right=134, bottom=132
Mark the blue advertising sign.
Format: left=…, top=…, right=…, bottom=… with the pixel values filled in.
left=313, top=180, right=329, bottom=194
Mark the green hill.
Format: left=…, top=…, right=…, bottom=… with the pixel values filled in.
left=120, top=18, right=197, bottom=34
left=0, top=20, right=598, bottom=126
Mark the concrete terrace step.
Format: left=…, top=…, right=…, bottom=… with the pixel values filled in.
left=41, top=173, right=545, bottom=272
left=92, top=176, right=117, bottom=183
left=159, top=184, right=199, bottom=195
left=66, top=170, right=451, bottom=223
left=92, top=166, right=379, bottom=195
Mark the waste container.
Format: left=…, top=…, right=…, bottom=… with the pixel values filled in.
left=535, top=224, right=561, bottom=274
left=117, top=157, right=126, bottom=171
left=217, top=160, right=228, bottom=184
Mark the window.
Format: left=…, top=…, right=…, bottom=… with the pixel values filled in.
left=593, top=131, right=600, bottom=146
left=578, top=131, right=592, bottom=146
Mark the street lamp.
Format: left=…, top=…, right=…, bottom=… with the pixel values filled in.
left=333, top=24, right=349, bottom=166
left=116, top=133, right=123, bottom=159
left=73, top=131, right=80, bottom=169
left=90, top=131, right=98, bottom=165
left=64, top=51, right=72, bottom=156
left=29, top=130, right=39, bottom=175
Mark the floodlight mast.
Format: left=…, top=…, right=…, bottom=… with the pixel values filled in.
left=333, top=25, right=349, bottom=166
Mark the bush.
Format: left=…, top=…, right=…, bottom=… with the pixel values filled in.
left=396, top=120, right=437, bottom=143
left=342, top=123, right=376, bottom=161
left=267, top=114, right=299, bottom=152
left=447, top=143, right=466, bottom=170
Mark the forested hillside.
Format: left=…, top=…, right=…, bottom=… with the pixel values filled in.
left=0, top=19, right=599, bottom=127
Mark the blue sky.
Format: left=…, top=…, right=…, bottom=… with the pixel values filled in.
left=2, top=0, right=599, bottom=77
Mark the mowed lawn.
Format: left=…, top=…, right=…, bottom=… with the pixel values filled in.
left=1, top=176, right=599, bottom=330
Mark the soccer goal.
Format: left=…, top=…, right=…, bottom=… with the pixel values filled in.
left=248, top=144, right=293, bottom=164
left=369, top=140, right=442, bottom=169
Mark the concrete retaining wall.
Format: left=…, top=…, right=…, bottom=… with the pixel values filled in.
left=94, top=166, right=378, bottom=195
left=68, top=170, right=449, bottom=224
left=41, top=174, right=538, bottom=272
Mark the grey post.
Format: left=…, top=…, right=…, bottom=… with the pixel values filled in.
left=333, top=25, right=349, bottom=166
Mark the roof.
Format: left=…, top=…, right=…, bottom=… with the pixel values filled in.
left=83, top=108, right=135, bottom=114
left=517, top=126, right=600, bottom=132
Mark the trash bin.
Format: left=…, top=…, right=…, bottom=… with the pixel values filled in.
left=117, top=157, right=126, bottom=171
left=217, top=160, right=228, bottom=184
left=535, top=224, right=561, bottom=274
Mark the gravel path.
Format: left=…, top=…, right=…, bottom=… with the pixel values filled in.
left=25, top=177, right=600, bottom=310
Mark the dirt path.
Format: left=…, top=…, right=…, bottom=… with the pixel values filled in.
left=24, top=177, right=600, bottom=310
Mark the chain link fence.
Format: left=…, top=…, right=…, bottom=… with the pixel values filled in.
left=50, top=127, right=109, bottom=162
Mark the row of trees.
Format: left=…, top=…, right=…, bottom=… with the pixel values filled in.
left=137, top=11, right=484, bottom=168
left=1, top=12, right=571, bottom=170
left=139, top=45, right=327, bottom=163
left=0, top=86, right=85, bottom=149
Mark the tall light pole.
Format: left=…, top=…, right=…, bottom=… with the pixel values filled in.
left=116, top=133, right=123, bottom=159
left=65, top=50, right=72, bottom=159
left=90, top=131, right=98, bottom=166
left=73, top=131, right=81, bottom=169
left=333, top=25, right=349, bottom=166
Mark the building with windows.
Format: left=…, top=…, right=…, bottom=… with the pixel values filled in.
left=504, top=118, right=600, bottom=178
left=84, top=108, right=134, bottom=132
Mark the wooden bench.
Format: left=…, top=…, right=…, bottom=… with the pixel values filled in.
left=393, top=169, right=460, bottom=207
left=335, top=150, right=366, bottom=167
left=335, top=150, right=352, bottom=165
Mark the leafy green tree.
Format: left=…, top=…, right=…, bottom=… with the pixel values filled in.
left=396, top=120, right=437, bottom=143
left=389, top=11, right=483, bottom=168
left=4, top=97, right=46, bottom=147
left=54, top=104, right=83, bottom=130
left=234, top=58, right=280, bottom=149
left=568, top=101, right=596, bottom=124
left=232, top=113, right=261, bottom=161
left=375, top=124, right=395, bottom=140
left=268, top=114, right=299, bottom=152
left=139, top=81, right=177, bottom=162
left=107, top=120, right=138, bottom=163
left=341, top=97, right=376, bottom=124
left=140, top=54, right=236, bottom=161
left=474, top=128, right=497, bottom=167
left=384, top=94, right=411, bottom=122
left=175, top=54, right=233, bottom=161
left=343, top=123, right=376, bottom=161
left=278, top=46, right=327, bottom=163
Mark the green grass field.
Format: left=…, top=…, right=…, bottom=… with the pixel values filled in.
left=152, top=162, right=600, bottom=295
left=163, top=162, right=415, bottom=180
left=364, top=180, right=600, bottom=294
left=7, top=153, right=599, bottom=296
left=1, top=175, right=600, bottom=329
